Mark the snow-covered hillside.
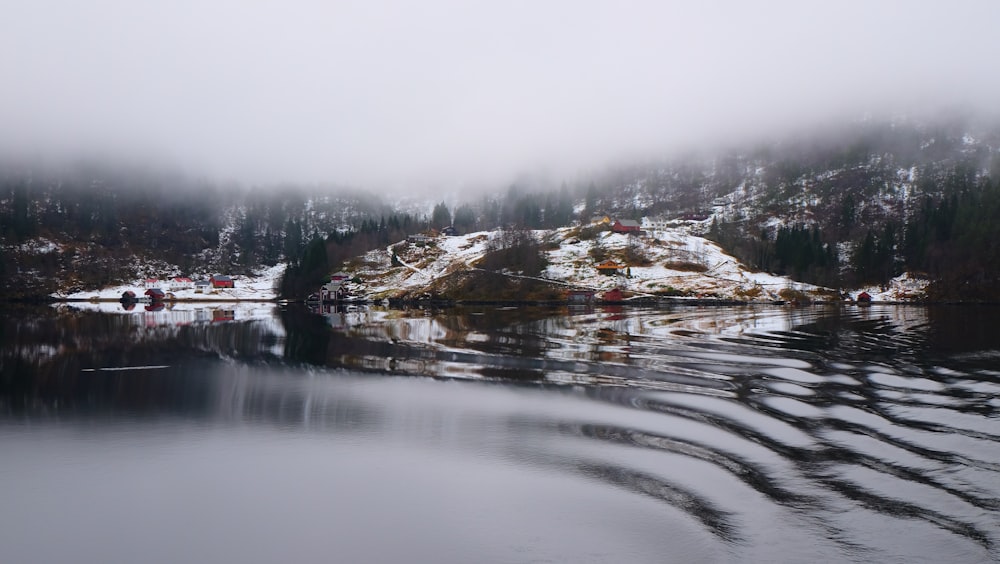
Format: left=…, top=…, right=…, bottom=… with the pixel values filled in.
left=345, top=220, right=927, bottom=302
left=53, top=264, right=286, bottom=301
left=51, top=219, right=930, bottom=303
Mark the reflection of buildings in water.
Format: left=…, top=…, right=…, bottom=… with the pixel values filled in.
left=311, top=304, right=378, bottom=332
left=4, top=307, right=287, bottom=378
left=317, top=306, right=452, bottom=345
left=53, top=301, right=280, bottom=328
left=601, top=304, right=625, bottom=320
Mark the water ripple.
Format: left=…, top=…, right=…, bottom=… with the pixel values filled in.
left=3, top=304, right=1000, bottom=562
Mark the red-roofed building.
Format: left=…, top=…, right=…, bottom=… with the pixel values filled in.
left=210, top=275, right=234, bottom=288
left=611, top=219, right=641, bottom=234
left=596, top=260, right=625, bottom=275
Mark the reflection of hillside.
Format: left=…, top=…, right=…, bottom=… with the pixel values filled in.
left=0, top=308, right=286, bottom=414
left=52, top=301, right=281, bottom=328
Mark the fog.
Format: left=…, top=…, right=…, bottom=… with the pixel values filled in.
left=2, top=1, right=998, bottom=191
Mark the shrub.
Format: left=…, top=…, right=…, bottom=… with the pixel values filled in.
left=478, top=228, right=548, bottom=276
left=734, top=285, right=764, bottom=300
left=576, top=223, right=610, bottom=241
left=778, top=288, right=811, bottom=303
left=663, top=261, right=708, bottom=272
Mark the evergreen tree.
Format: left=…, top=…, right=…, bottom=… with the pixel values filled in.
left=453, top=204, right=476, bottom=233
left=431, top=202, right=451, bottom=229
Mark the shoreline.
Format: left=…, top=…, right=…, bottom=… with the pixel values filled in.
left=5, top=295, right=997, bottom=307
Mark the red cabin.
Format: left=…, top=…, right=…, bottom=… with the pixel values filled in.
left=857, top=291, right=872, bottom=303
left=210, top=275, right=234, bottom=288
left=611, top=219, right=641, bottom=234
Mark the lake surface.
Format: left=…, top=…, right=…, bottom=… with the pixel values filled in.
left=2, top=302, right=999, bottom=563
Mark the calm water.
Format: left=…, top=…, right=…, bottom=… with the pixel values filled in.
left=1, top=302, right=999, bottom=563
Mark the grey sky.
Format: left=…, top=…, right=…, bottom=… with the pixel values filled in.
left=2, top=1, right=998, bottom=189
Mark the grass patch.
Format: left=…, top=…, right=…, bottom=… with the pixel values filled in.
left=575, top=223, right=611, bottom=241
left=734, top=285, right=764, bottom=300
left=429, top=270, right=565, bottom=301
left=664, top=261, right=708, bottom=272
left=778, top=288, right=812, bottom=304
left=651, top=286, right=690, bottom=297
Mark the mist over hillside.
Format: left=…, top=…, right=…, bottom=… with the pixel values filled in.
left=583, top=113, right=1000, bottom=296
left=2, top=114, right=999, bottom=300
left=0, top=161, right=398, bottom=297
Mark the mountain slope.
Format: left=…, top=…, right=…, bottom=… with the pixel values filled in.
left=340, top=221, right=926, bottom=303
left=579, top=115, right=1000, bottom=298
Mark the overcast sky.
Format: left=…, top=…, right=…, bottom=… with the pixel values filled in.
left=2, top=1, right=998, bottom=190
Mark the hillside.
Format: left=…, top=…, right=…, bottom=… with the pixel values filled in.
left=578, top=115, right=1000, bottom=298
left=337, top=221, right=927, bottom=303
left=0, top=162, right=402, bottom=298
left=3, top=114, right=999, bottom=301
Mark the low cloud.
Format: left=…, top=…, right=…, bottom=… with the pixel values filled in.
left=3, top=1, right=998, bottom=190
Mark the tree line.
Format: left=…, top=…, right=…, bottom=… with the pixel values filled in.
left=707, top=159, right=1000, bottom=298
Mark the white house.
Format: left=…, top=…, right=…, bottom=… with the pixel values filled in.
left=169, top=277, right=194, bottom=291
left=642, top=217, right=674, bottom=231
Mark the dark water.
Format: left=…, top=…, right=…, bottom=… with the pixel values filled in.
left=2, top=303, right=999, bottom=563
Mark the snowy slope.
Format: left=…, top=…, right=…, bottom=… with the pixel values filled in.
left=350, top=221, right=917, bottom=301
left=53, top=264, right=286, bottom=301
left=52, top=221, right=928, bottom=303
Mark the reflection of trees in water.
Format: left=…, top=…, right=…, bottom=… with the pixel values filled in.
left=287, top=304, right=666, bottom=379
left=0, top=307, right=284, bottom=415
left=284, top=305, right=558, bottom=380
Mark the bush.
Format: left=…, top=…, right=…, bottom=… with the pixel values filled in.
left=663, top=261, right=708, bottom=272
left=478, top=228, right=548, bottom=276
left=576, top=223, right=610, bottom=241
left=778, top=288, right=812, bottom=304
left=734, top=285, right=764, bottom=300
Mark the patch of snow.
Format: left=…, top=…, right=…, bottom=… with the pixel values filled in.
left=53, top=263, right=286, bottom=301
left=357, top=223, right=840, bottom=301
left=12, top=238, right=62, bottom=254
